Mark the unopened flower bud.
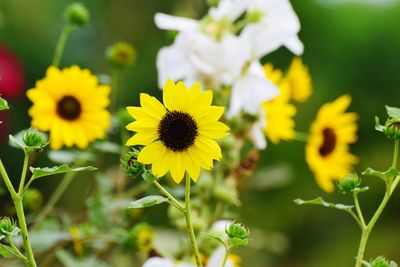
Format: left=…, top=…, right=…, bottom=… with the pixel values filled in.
left=384, top=118, right=400, bottom=140
left=370, top=256, right=391, bottom=267
left=23, top=188, right=43, bottom=212
left=106, top=42, right=136, bottom=69
left=0, top=217, right=17, bottom=235
left=23, top=128, right=48, bottom=152
left=121, top=149, right=145, bottom=178
left=64, top=3, right=90, bottom=27
left=225, top=222, right=249, bottom=247
left=337, top=173, right=360, bottom=194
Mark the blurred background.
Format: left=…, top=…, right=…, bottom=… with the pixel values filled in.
left=1, top=0, right=400, bottom=266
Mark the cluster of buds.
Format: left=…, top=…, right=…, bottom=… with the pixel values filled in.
left=337, top=173, right=361, bottom=194
left=375, top=106, right=400, bottom=141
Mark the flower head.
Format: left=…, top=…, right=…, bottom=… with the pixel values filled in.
left=27, top=66, right=111, bottom=150
left=306, top=95, right=358, bottom=192
left=262, top=64, right=297, bottom=144
left=286, top=57, right=312, bottom=102
left=0, top=217, right=17, bottom=235
left=126, top=80, right=229, bottom=183
left=64, top=2, right=90, bottom=27
left=106, top=42, right=136, bottom=69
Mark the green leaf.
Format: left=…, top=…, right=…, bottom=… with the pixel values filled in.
left=9, top=134, right=25, bottom=150
left=386, top=106, right=400, bottom=119
left=390, top=261, right=399, bottom=267
left=294, top=197, right=353, bottom=211
left=375, top=116, right=385, bottom=132
left=352, top=186, right=370, bottom=193
left=0, top=244, right=13, bottom=258
left=362, top=167, right=400, bottom=182
left=229, top=237, right=248, bottom=247
left=128, top=195, right=168, bottom=209
left=142, top=172, right=156, bottom=183
left=30, top=165, right=97, bottom=179
left=0, top=97, right=9, bottom=110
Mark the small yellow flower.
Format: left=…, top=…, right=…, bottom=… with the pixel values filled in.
left=70, top=226, right=83, bottom=256
left=27, top=66, right=111, bottom=150
left=126, top=80, right=229, bottom=183
left=306, top=95, right=358, bottom=192
left=262, top=64, right=297, bottom=144
left=286, top=57, right=312, bottom=102
left=136, top=225, right=154, bottom=253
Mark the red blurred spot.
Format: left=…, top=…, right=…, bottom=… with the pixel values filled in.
left=0, top=111, right=10, bottom=142
left=0, top=44, right=25, bottom=100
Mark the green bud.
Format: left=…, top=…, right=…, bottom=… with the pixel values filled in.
left=121, top=149, right=145, bottom=178
left=64, top=3, right=90, bottom=27
left=124, top=223, right=154, bottom=253
left=22, top=128, right=48, bottom=152
left=337, top=173, right=360, bottom=194
left=23, top=189, right=43, bottom=212
left=371, top=256, right=390, bottom=267
left=225, top=222, right=249, bottom=248
left=384, top=118, right=400, bottom=140
left=106, top=42, right=136, bottom=69
left=0, top=217, right=17, bottom=235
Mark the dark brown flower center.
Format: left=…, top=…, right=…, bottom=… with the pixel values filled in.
left=158, top=111, right=198, bottom=152
left=319, top=127, right=337, bottom=157
left=56, top=96, right=82, bottom=121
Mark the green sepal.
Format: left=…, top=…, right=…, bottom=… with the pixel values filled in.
left=375, top=116, right=385, bottom=132
left=206, top=233, right=226, bottom=247
left=362, top=167, right=400, bottom=183
left=128, top=196, right=168, bottom=209
left=294, top=197, right=353, bottom=212
left=0, top=97, right=9, bottom=110
left=30, top=165, right=97, bottom=179
left=386, top=106, right=400, bottom=119
left=142, top=171, right=156, bottom=183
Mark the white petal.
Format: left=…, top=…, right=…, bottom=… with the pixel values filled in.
left=250, top=120, right=267, bottom=149
left=209, top=0, right=248, bottom=21
left=284, top=35, right=304, bottom=55
left=154, top=13, right=199, bottom=32
left=143, top=257, right=175, bottom=267
left=207, top=247, right=233, bottom=267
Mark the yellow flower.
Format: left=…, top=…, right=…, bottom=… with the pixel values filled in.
left=286, top=57, right=312, bottom=102
left=136, top=225, right=154, bottom=253
left=262, top=64, right=297, bottom=144
left=70, top=226, right=83, bottom=256
left=306, top=95, right=358, bottom=192
left=126, top=80, right=229, bottom=183
left=27, top=66, right=111, bottom=150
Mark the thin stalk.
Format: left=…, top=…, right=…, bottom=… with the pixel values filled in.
left=353, top=192, right=366, bottom=228
left=293, top=131, right=309, bottom=142
left=14, top=198, right=37, bottom=267
left=110, top=69, right=120, bottom=112
left=392, top=140, right=399, bottom=169
left=7, top=235, right=27, bottom=261
left=184, top=174, right=202, bottom=267
left=152, top=180, right=184, bottom=212
left=32, top=171, right=77, bottom=229
left=52, top=24, right=74, bottom=67
left=0, top=159, right=17, bottom=197
left=18, top=152, right=29, bottom=195
left=221, top=247, right=230, bottom=267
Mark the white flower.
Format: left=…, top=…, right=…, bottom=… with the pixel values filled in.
left=207, top=247, right=234, bottom=267
left=249, top=111, right=267, bottom=149
left=142, top=257, right=195, bottom=267
left=228, top=61, right=279, bottom=117
left=154, top=0, right=250, bottom=89
left=240, top=0, right=304, bottom=58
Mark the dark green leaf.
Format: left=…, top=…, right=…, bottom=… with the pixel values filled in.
left=294, top=197, right=353, bottom=211
left=128, top=196, right=168, bottom=209
left=30, top=165, right=97, bottom=179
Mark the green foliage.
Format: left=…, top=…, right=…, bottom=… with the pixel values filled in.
left=9, top=129, right=48, bottom=153
left=30, top=165, right=97, bottom=180
left=363, top=256, right=398, bottom=267
left=225, top=222, right=249, bottom=248
left=375, top=106, right=400, bottom=140
left=0, top=98, right=9, bottom=110
left=128, top=195, right=168, bottom=209
left=0, top=217, right=18, bottom=236
left=294, top=197, right=354, bottom=211
left=362, top=167, right=400, bottom=183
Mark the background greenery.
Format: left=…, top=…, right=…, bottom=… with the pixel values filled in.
left=1, top=0, right=400, bottom=266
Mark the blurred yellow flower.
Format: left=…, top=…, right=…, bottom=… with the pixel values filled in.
left=70, top=226, right=83, bottom=256
left=306, top=95, right=358, bottom=192
left=27, top=66, right=111, bottom=150
left=286, top=57, right=312, bottom=102
left=126, top=80, right=229, bottom=183
left=262, top=64, right=297, bottom=144
left=136, top=225, right=154, bottom=253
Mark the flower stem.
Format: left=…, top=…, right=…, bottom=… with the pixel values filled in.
left=52, top=24, right=74, bottom=67
left=32, top=171, right=77, bottom=229
left=7, top=235, right=27, bottom=261
left=184, top=173, right=203, bottom=267
left=152, top=180, right=184, bottom=212
left=18, top=152, right=29, bottom=195
left=221, top=248, right=230, bottom=267
left=354, top=139, right=400, bottom=266
left=0, top=159, right=17, bottom=197
left=14, top=197, right=37, bottom=267
left=293, top=131, right=309, bottom=142
left=110, top=69, right=120, bottom=112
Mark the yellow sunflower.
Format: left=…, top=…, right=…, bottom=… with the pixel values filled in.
left=306, top=95, right=358, bottom=192
left=27, top=65, right=111, bottom=150
left=126, top=80, right=229, bottom=183
left=262, top=64, right=297, bottom=144
left=286, top=57, right=312, bottom=103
